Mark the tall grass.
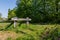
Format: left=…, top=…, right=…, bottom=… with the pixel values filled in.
left=0, top=23, right=60, bottom=40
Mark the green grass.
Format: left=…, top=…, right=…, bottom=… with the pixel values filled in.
left=0, top=23, right=60, bottom=40
left=0, top=23, right=10, bottom=29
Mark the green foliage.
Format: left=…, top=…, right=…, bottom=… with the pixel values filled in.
left=8, top=8, right=16, bottom=20
left=7, top=0, right=60, bottom=23
left=14, top=0, right=60, bottom=23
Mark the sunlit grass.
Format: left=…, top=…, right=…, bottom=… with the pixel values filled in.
left=0, top=23, right=59, bottom=40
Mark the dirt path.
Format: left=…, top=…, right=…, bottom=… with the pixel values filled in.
left=0, top=31, right=17, bottom=40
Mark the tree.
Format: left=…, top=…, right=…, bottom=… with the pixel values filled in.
left=15, top=0, right=60, bottom=23
left=16, top=0, right=44, bottom=23
left=8, top=8, right=16, bottom=20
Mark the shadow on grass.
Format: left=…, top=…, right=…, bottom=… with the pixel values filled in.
left=0, top=22, right=13, bottom=31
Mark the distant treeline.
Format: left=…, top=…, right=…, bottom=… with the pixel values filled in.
left=8, top=0, right=60, bottom=23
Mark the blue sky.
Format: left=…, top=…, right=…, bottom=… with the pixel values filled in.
left=0, top=0, right=16, bottom=18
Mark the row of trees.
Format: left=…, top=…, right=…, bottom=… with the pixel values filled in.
left=8, top=0, right=60, bottom=23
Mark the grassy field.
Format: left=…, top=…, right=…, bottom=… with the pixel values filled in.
left=0, top=23, right=60, bottom=40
